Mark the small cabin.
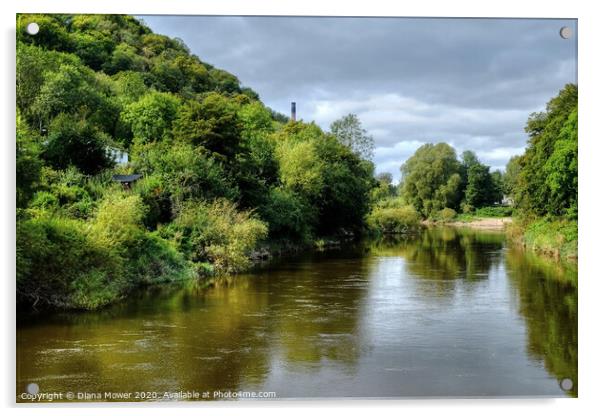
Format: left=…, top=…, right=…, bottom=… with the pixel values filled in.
left=112, top=174, right=142, bottom=190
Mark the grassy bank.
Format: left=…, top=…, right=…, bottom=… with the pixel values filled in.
left=507, top=217, right=577, bottom=261
left=454, top=206, right=513, bottom=222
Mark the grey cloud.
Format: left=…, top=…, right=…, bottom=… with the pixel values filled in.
left=140, top=15, right=577, bottom=181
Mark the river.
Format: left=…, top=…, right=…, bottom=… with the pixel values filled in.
left=16, top=226, right=577, bottom=401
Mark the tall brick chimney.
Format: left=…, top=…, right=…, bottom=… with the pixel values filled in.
left=291, top=102, right=296, bottom=121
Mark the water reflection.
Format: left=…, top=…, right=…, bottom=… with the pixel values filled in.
left=371, top=227, right=505, bottom=280
left=17, top=227, right=577, bottom=400
left=505, top=247, right=578, bottom=397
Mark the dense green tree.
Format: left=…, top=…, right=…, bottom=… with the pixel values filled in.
left=370, top=172, right=396, bottom=202
left=43, top=114, right=115, bottom=175
left=16, top=115, right=42, bottom=208
left=122, top=91, right=181, bottom=144
left=273, top=122, right=374, bottom=235
left=503, top=155, right=522, bottom=202
left=32, top=63, right=103, bottom=125
left=172, top=92, right=242, bottom=160
left=460, top=151, right=502, bottom=209
left=315, top=135, right=374, bottom=233
left=133, top=141, right=238, bottom=209
left=464, top=163, right=493, bottom=208
left=112, top=71, right=148, bottom=105
left=276, top=138, right=325, bottom=197
left=258, top=187, right=313, bottom=240
left=544, top=108, right=578, bottom=218
left=513, top=84, right=577, bottom=217
left=234, top=102, right=279, bottom=208
left=71, top=31, right=116, bottom=71
left=330, top=113, right=374, bottom=160
left=401, top=143, right=462, bottom=217
left=208, top=68, right=241, bottom=94
left=103, top=42, right=146, bottom=74
left=490, top=170, right=504, bottom=204
left=17, top=44, right=61, bottom=124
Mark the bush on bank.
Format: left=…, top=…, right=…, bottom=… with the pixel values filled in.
left=507, top=217, right=577, bottom=261
left=367, top=201, right=421, bottom=234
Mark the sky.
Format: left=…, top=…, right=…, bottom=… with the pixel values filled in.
left=140, top=16, right=577, bottom=182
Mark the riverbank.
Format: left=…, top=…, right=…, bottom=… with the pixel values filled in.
left=506, top=218, right=577, bottom=262
left=424, top=215, right=577, bottom=262
left=423, top=217, right=512, bottom=231
left=447, top=217, right=512, bottom=230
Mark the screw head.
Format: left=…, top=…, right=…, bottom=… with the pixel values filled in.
left=559, top=26, right=572, bottom=40
left=26, top=383, right=39, bottom=395
left=26, top=22, right=40, bottom=35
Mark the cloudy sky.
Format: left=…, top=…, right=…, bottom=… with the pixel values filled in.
left=141, top=16, right=577, bottom=181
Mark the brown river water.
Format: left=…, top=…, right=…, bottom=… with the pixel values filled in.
left=16, top=226, right=577, bottom=401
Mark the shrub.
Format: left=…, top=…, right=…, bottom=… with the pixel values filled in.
left=163, top=198, right=268, bottom=273
left=523, top=218, right=577, bottom=260
left=475, top=206, right=513, bottom=218
left=16, top=215, right=125, bottom=309
left=132, top=141, right=239, bottom=204
left=90, top=192, right=190, bottom=283
left=90, top=192, right=147, bottom=250
left=29, top=191, right=59, bottom=211
left=134, top=174, right=173, bottom=229
left=433, top=207, right=457, bottom=222
left=367, top=205, right=421, bottom=234
left=258, top=187, right=314, bottom=241
left=120, top=231, right=191, bottom=285
left=121, top=91, right=181, bottom=144
left=43, top=114, right=115, bottom=175
left=461, top=202, right=474, bottom=214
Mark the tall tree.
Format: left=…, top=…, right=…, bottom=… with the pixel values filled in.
left=330, top=113, right=374, bottom=160
left=401, top=143, right=462, bottom=217
left=514, top=84, right=578, bottom=217
left=460, top=151, right=502, bottom=209
left=503, top=155, right=522, bottom=203
left=172, top=92, right=242, bottom=160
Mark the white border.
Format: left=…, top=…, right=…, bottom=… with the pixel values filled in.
left=2, top=1, right=601, bottom=415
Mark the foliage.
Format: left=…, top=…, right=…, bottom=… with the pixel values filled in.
left=16, top=215, right=125, bottom=309
left=400, top=143, right=462, bottom=217
left=314, top=136, right=374, bottom=234
left=370, top=172, right=397, bottom=203
left=15, top=14, right=379, bottom=310
left=460, top=151, right=502, bottom=208
left=512, top=84, right=577, bottom=217
left=544, top=108, right=578, bottom=219
left=162, top=199, right=268, bottom=274
left=121, top=91, right=181, bottom=144
left=43, top=114, right=115, bottom=175
left=500, top=85, right=578, bottom=260
left=431, top=208, right=457, bottom=222
left=509, top=217, right=577, bottom=261
left=330, top=113, right=375, bottom=160
left=367, top=205, right=420, bottom=234
left=258, top=187, right=312, bottom=241
left=274, top=122, right=374, bottom=235
left=474, top=206, right=513, bottom=218
left=16, top=116, right=42, bottom=208
left=503, top=155, right=522, bottom=200
left=133, top=141, right=238, bottom=207
left=276, top=138, right=325, bottom=196
left=172, top=92, right=242, bottom=160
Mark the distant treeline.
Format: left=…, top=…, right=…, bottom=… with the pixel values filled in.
left=368, top=84, right=577, bottom=260
left=16, top=14, right=376, bottom=309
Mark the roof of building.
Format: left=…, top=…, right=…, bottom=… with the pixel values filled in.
left=112, top=174, right=142, bottom=183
